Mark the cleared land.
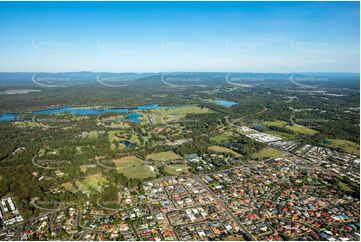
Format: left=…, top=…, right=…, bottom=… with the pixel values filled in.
left=211, top=131, right=236, bottom=143
left=326, top=139, right=360, bottom=155
left=146, top=151, right=182, bottom=161
left=75, top=173, right=107, bottom=193
left=123, top=165, right=156, bottom=179
left=262, top=120, right=318, bottom=136
left=108, top=130, right=140, bottom=150
left=113, top=156, right=155, bottom=179
left=251, top=147, right=283, bottom=159
left=262, top=120, right=289, bottom=127
left=287, top=124, right=318, bottom=135
left=164, top=164, right=190, bottom=176
left=147, top=105, right=210, bottom=124
left=208, top=145, right=241, bottom=158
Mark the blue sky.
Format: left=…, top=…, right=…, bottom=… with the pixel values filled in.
left=0, top=1, right=359, bottom=72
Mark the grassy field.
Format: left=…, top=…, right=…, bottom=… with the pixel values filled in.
left=325, top=139, right=359, bottom=155
left=262, top=120, right=288, bottom=127
left=336, top=179, right=354, bottom=193
left=113, top=156, right=155, bottom=179
left=251, top=147, right=283, bottom=159
left=208, top=145, right=241, bottom=158
left=262, top=120, right=318, bottom=136
left=286, top=124, right=318, bottom=135
left=113, top=156, right=143, bottom=170
left=149, top=105, right=210, bottom=124
left=211, top=131, right=235, bottom=143
left=79, top=165, right=88, bottom=173
left=123, top=165, right=156, bottom=179
left=61, top=182, right=77, bottom=193
left=164, top=164, right=190, bottom=176
left=108, top=130, right=140, bottom=150
left=224, top=236, right=245, bottom=241
left=75, top=173, right=107, bottom=193
left=146, top=151, right=182, bottom=161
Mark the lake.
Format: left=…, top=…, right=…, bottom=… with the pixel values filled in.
left=215, top=99, right=238, bottom=107
left=137, top=104, right=159, bottom=110
left=0, top=105, right=160, bottom=122
left=32, top=107, right=128, bottom=115
left=0, top=113, right=19, bottom=121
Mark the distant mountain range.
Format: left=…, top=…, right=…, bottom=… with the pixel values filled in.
left=0, top=72, right=359, bottom=89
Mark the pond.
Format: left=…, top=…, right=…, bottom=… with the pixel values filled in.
left=121, top=113, right=143, bottom=123
left=215, top=99, right=238, bottom=107
left=119, top=140, right=133, bottom=148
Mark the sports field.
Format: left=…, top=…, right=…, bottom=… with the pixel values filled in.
left=208, top=145, right=241, bottom=158
left=164, top=164, right=190, bottom=176
left=251, top=147, right=283, bottom=159
left=113, top=156, right=156, bottom=179
left=146, top=151, right=182, bottom=161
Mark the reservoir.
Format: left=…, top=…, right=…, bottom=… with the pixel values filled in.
left=0, top=105, right=158, bottom=122
left=215, top=99, right=238, bottom=107
left=0, top=113, right=19, bottom=121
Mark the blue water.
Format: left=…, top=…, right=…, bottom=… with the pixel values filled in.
left=121, top=113, right=143, bottom=123
left=119, top=140, right=133, bottom=147
left=323, top=140, right=332, bottom=145
left=0, top=113, right=18, bottom=121
left=32, top=107, right=129, bottom=115
left=215, top=99, right=238, bottom=107
left=254, top=124, right=267, bottom=130
left=0, top=104, right=159, bottom=122
left=137, top=104, right=159, bottom=110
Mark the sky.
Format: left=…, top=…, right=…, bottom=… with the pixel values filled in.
left=0, top=1, right=359, bottom=72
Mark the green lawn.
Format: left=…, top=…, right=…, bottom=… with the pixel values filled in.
left=113, top=156, right=156, bottom=179
left=146, top=151, right=182, bottom=161
left=149, top=105, right=210, bottom=124
left=325, top=139, right=359, bottom=155
left=262, top=120, right=289, bottom=127
left=263, top=120, right=318, bottom=136
left=164, top=164, right=190, bottom=176
left=208, top=145, right=241, bottom=158
left=336, top=179, right=354, bottom=193
left=286, top=125, right=318, bottom=135
left=251, top=147, right=283, bottom=159
left=75, top=173, right=107, bottom=193
left=211, top=132, right=235, bottom=143
left=123, top=166, right=156, bottom=179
